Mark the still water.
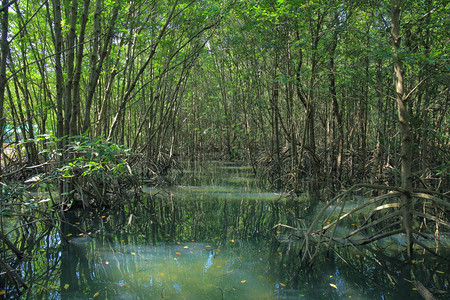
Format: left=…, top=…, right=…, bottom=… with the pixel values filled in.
left=13, top=161, right=450, bottom=299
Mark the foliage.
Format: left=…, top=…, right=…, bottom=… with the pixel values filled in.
left=0, top=0, right=446, bottom=191
left=58, top=136, right=130, bottom=178
left=25, top=134, right=137, bottom=208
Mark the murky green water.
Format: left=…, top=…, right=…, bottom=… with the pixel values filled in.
left=6, top=161, right=449, bottom=299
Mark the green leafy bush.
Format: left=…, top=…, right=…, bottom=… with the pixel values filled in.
left=30, top=134, right=138, bottom=208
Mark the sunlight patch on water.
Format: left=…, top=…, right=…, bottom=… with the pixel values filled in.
left=142, top=185, right=282, bottom=201
left=60, top=239, right=285, bottom=299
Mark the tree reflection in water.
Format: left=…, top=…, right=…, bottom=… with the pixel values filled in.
left=3, top=162, right=449, bottom=299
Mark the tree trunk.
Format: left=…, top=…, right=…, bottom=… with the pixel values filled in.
left=329, top=12, right=343, bottom=185
left=70, top=0, right=90, bottom=136
left=63, top=0, right=78, bottom=139
left=391, top=0, right=414, bottom=259
left=359, top=54, right=369, bottom=178
left=270, top=54, right=281, bottom=185
left=304, top=11, right=323, bottom=178
left=370, top=59, right=385, bottom=185
left=82, top=3, right=120, bottom=133
left=50, top=0, right=64, bottom=144
left=14, top=3, right=39, bottom=164
left=284, top=29, right=298, bottom=181
left=0, top=0, right=9, bottom=172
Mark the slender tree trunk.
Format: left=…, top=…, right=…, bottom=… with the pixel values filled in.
left=329, top=12, right=343, bottom=185
left=63, top=0, right=78, bottom=139
left=0, top=0, right=9, bottom=172
left=283, top=28, right=298, bottom=181
left=50, top=0, right=64, bottom=144
left=70, top=0, right=90, bottom=136
left=419, top=0, right=432, bottom=172
left=360, top=54, right=369, bottom=178
left=371, top=59, right=385, bottom=185
left=14, top=3, right=39, bottom=163
left=391, top=0, right=414, bottom=259
left=270, top=54, right=281, bottom=185
left=82, top=3, right=120, bottom=133
left=50, top=0, right=69, bottom=201
left=304, top=11, right=322, bottom=178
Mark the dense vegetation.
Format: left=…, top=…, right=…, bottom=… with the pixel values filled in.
left=0, top=0, right=448, bottom=298
left=0, top=0, right=447, bottom=186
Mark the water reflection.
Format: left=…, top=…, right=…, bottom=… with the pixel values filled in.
left=6, top=161, right=449, bottom=299
left=52, top=162, right=318, bottom=299
left=57, top=239, right=285, bottom=299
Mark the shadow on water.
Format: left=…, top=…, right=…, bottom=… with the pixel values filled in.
left=3, top=161, right=449, bottom=299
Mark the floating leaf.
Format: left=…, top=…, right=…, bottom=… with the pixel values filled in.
left=436, top=270, right=444, bottom=274
left=131, top=252, right=136, bottom=255
left=174, top=258, right=178, bottom=261
left=176, top=252, right=181, bottom=255
left=75, top=222, right=80, bottom=225
left=50, top=286, right=58, bottom=289
left=66, top=233, right=72, bottom=237
left=330, top=283, right=337, bottom=289
left=183, top=246, right=189, bottom=249
left=241, top=280, right=246, bottom=283
left=205, top=245, right=211, bottom=248
left=356, top=254, right=361, bottom=258
left=101, top=216, right=106, bottom=219
left=93, top=292, right=99, bottom=297
left=280, top=283, right=286, bottom=287
left=64, top=284, right=69, bottom=290
left=0, top=291, right=5, bottom=295
left=159, top=273, right=165, bottom=277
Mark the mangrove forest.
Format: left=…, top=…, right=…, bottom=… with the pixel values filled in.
left=0, top=0, right=448, bottom=299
